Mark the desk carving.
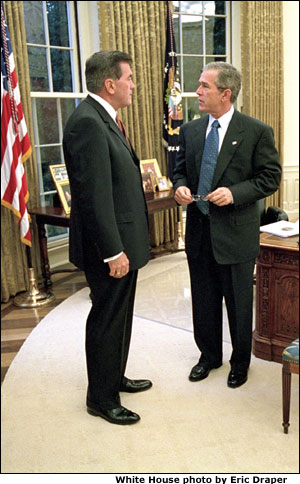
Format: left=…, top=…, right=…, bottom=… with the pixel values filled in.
left=253, top=234, right=299, bottom=363
left=274, top=253, right=299, bottom=266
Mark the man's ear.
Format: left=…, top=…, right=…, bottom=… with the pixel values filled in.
left=222, top=88, right=232, bottom=102
left=104, top=78, right=115, bottom=95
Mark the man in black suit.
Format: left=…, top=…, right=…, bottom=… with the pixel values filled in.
left=63, top=51, right=151, bottom=425
left=173, top=62, right=281, bottom=388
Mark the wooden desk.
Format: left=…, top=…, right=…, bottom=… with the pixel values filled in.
left=30, top=190, right=178, bottom=288
left=253, top=232, right=299, bottom=363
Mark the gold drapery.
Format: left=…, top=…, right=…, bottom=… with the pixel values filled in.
left=1, top=1, right=41, bottom=302
left=241, top=1, right=284, bottom=207
left=98, top=1, right=178, bottom=247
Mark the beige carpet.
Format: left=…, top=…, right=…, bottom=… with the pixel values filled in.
left=1, top=253, right=299, bottom=474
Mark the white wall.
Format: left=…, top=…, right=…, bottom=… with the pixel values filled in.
left=77, top=1, right=100, bottom=91
left=283, top=0, right=299, bottom=167
left=282, top=1, right=299, bottom=218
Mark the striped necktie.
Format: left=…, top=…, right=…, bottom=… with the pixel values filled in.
left=196, top=120, right=220, bottom=215
left=116, top=114, right=130, bottom=147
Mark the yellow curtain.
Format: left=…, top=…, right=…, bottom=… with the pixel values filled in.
left=241, top=1, right=284, bottom=207
left=98, top=1, right=178, bottom=247
left=1, top=1, right=41, bottom=302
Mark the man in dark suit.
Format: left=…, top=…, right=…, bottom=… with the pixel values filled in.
left=173, top=62, right=281, bottom=388
left=63, top=51, right=151, bottom=425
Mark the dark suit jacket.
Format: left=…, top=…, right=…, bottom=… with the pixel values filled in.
left=63, top=95, right=150, bottom=272
left=173, top=110, right=282, bottom=264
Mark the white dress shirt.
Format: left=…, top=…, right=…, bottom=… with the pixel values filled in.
left=206, top=105, right=235, bottom=152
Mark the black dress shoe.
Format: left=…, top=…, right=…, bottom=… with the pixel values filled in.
left=120, top=377, right=152, bottom=393
left=87, top=405, right=140, bottom=425
left=189, top=362, right=222, bottom=382
left=227, top=369, right=248, bottom=388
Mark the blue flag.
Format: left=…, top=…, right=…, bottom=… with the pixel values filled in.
left=163, top=0, right=183, bottom=182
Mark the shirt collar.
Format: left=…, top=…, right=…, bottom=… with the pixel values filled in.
left=88, top=92, right=117, bottom=122
left=208, top=105, right=234, bottom=130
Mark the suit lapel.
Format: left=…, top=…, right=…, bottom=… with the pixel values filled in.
left=85, top=96, right=134, bottom=156
left=192, top=116, right=209, bottom=175
left=212, top=110, right=245, bottom=187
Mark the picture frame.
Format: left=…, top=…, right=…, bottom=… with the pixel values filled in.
left=56, top=180, right=72, bottom=215
left=49, top=164, right=69, bottom=183
left=140, top=159, right=162, bottom=179
left=141, top=172, right=155, bottom=193
left=49, top=164, right=71, bottom=215
left=157, top=176, right=170, bottom=192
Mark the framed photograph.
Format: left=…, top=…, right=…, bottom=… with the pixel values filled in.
left=142, top=172, right=155, bottom=193
left=140, top=159, right=162, bottom=179
left=157, top=176, right=170, bottom=192
left=56, top=180, right=72, bottom=215
left=49, top=164, right=71, bottom=214
left=49, top=164, right=69, bottom=183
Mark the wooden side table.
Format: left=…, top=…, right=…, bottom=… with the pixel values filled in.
left=29, top=190, right=178, bottom=288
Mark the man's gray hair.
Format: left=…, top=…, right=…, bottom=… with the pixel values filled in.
left=203, top=62, right=241, bottom=103
left=85, top=50, right=132, bottom=94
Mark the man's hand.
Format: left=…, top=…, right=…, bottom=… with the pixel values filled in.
left=174, top=186, right=193, bottom=205
left=206, top=187, right=233, bottom=206
left=108, top=253, right=129, bottom=278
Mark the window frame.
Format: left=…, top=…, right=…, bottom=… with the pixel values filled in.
left=24, top=0, right=85, bottom=242
left=172, top=1, right=232, bottom=122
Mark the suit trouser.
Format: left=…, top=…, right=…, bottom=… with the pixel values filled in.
left=84, top=266, right=138, bottom=409
left=187, top=218, right=255, bottom=372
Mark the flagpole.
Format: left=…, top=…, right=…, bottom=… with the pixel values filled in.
left=13, top=239, right=56, bottom=308
left=176, top=207, right=185, bottom=251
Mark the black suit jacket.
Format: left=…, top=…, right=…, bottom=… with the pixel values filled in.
left=63, top=96, right=150, bottom=272
left=173, top=110, right=282, bottom=264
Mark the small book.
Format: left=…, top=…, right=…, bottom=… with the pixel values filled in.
left=260, top=219, right=299, bottom=238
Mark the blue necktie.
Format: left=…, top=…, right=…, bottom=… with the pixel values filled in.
left=196, top=120, right=220, bottom=215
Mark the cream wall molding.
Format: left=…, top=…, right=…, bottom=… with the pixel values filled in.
left=282, top=165, right=299, bottom=219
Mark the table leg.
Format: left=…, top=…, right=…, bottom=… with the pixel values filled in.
left=282, top=364, right=291, bottom=434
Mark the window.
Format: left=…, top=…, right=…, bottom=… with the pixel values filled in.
left=23, top=1, right=85, bottom=239
left=172, top=1, right=230, bottom=122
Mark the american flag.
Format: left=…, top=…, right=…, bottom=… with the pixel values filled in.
left=1, top=1, right=32, bottom=246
